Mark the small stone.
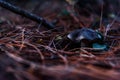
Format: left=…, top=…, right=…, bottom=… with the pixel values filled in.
left=92, top=43, right=108, bottom=50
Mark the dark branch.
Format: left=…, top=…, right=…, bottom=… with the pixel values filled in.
left=0, top=0, right=55, bottom=29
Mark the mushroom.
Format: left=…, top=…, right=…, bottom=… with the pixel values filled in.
left=67, top=28, right=108, bottom=49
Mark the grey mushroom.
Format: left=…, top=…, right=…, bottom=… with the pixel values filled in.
left=67, top=28, right=103, bottom=43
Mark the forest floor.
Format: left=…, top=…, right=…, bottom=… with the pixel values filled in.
left=0, top=0, right=120, bottom=80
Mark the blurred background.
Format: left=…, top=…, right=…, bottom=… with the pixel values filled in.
left=0, top=1, right=120, bottom=80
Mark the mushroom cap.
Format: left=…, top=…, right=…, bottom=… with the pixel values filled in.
left=67, top=28, right=103, bottom=43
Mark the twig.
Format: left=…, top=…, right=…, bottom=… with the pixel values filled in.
left=0, top=0, right=55, bottom=29
left=19, top=28, right=25, bottom=51
left=40, top=45, right=68, bottom=65
left=80, top=48, right=95, bottom=58
left=22, top=42, right=45, bottom=60
left=104, top=11, right=120, bottom=39
left=99, top=3, right=103, bottom=31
